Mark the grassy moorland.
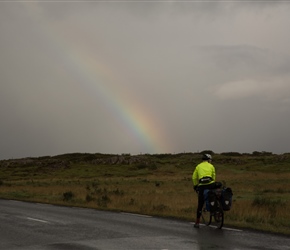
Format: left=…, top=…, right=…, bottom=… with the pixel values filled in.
left=0, top=151, right=289, bottom=235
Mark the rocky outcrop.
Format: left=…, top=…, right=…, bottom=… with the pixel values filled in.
left=92, top=155, right=152, bottom=165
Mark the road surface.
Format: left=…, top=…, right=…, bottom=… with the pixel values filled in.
left=0, top=199, right=289, bottom=250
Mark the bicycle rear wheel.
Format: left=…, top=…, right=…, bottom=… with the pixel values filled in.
left=201, top=208, right=212, bottom=226
left=213, top=202, right=224, bottom=229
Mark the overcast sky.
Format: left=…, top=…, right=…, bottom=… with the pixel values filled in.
left=1, top=1, right=290, bottom=160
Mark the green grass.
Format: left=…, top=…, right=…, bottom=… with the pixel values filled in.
left=0, top=152, right=290, bottom=235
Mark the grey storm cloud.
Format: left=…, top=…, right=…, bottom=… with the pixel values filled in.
left=1, top=1, right=290, bottom=160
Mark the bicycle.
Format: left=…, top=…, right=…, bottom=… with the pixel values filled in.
left=201, top=188, right=224, bottom=229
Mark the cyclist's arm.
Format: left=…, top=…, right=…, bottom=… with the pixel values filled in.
left=212, top=165, right=216, bottom=181
left=192, top=166, right=199, bottom=186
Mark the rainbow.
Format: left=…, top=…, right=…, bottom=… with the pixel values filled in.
left=23, top=3, right=172, bottom=154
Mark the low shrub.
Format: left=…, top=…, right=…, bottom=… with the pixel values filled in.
left=97, top=194, right=110, bottom=207
left=63, top=191, right=74, bottom=201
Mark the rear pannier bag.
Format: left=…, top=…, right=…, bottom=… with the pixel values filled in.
left=221, top=187, right=233, bottom=211
left=208, top=189, right=218, bottom=212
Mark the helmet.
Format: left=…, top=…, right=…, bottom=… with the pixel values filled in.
left=202, top=154, right=212, bottom=161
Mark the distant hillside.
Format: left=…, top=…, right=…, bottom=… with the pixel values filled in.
left=1, top=151, right=289, bottom=169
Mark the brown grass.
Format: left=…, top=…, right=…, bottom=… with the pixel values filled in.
left=1, top=153, right=290, bottom=235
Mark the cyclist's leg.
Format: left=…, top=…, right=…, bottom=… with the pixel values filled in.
left=194, top=187, right=205, bottom=227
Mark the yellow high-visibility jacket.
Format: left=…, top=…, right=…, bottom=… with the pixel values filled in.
left=192, top=161, right=216, bottom=186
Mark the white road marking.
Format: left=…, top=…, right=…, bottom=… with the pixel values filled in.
left=222, top=227, right=243, bottom=232
left=190, top=222, right=242, bottom=232
left=121, top=212, right=152, bottom=218
left=26, top=217, right=50, bottom=224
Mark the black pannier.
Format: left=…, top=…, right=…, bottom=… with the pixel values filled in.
left=221, top=187, right=233, bottom=211
left=208, top=189, right=218, bottom=212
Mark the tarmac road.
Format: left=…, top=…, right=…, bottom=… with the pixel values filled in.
left=0, top=199, right=289, bottom=250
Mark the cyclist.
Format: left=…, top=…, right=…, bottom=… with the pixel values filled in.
left=192, top=153, right=216, bottom=228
